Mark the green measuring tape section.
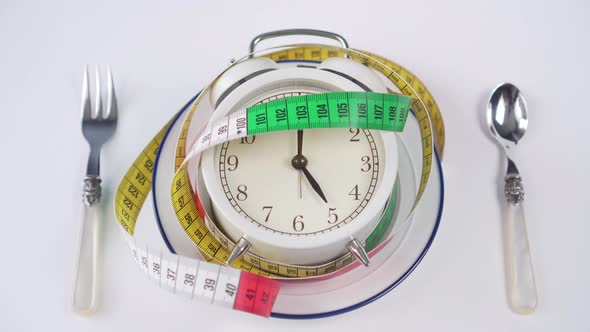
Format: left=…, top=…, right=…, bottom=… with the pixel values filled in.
left=366, top=182, right=398, bottom=251
left=246, top=92, right=411, bottom=134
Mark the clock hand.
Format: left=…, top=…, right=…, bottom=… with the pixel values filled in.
left=301, top=166, right=328, bottom=203
left=298, top=171, right=302, bottom=199
left=293, top=130, right=326, bottom=202
left=297, top=129, right=303, bottom=155
left=296, top=130, right=303, bottom=199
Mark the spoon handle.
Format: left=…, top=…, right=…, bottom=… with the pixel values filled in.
left=503, top=171, right=537, bottom=314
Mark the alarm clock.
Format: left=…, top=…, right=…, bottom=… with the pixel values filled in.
left=199, top=56, right=399, bottom=266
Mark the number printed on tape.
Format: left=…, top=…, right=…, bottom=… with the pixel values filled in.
left=193, top=261, right=220, bottom=304
left=148, top=250, right=162, bottom=285
left=137, top=246, right=149, bottom=275
left=176, top=259, right=199, bottom=298
left=162, top=254, right=179, bottom=292
left=214, top=266, right=241, bottom=308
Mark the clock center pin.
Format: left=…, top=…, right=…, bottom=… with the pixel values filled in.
left=291, top=154, right=308, bottom=169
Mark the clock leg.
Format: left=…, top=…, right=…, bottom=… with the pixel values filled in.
left=347, top=238, right=371, bottom=267
left=226, top=236, right=252, bottom=265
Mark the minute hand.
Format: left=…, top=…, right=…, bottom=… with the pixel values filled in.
left=301, top=167, right=328, bottom=203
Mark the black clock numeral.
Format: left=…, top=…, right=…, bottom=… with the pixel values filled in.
left=361, top=155, right=371, bottom=172
left=262, top=206, right=273, bottom=222
left=236, top=185, right=248, bottom=201
left=328, top=208, right=338, bottom=224
left=240, top=136, right=256, bottom=144
left=292, top=215, right=304, bottom=232
left=349, top=128, right=360, bottom=142
left=349, top=185, right=360, bottom=200
left=227, top=155, right=239, bottom=171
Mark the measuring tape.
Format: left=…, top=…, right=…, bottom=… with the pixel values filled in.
left=175, top=92, right=410, bottom=278
left=113, top=45, right=445, bottom=317
left=170, top=47, right=440, bottom=278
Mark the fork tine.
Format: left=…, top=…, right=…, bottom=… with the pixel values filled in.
left=81, top=65, right=92, bottom=120
left=94, top=66, right=102, bottom=120
left=106, top=66, right=117, bottom=120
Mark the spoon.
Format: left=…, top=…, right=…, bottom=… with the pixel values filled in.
left=487, top=83, right=537, bottom=314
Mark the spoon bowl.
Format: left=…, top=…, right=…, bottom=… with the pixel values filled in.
left=487, top=83, right=529, bottom=149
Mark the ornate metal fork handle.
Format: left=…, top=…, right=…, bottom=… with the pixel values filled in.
left=83, top=176, right=102, bottom=206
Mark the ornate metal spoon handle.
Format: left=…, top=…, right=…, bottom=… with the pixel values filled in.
left=503, top=157, right=537, bottom=314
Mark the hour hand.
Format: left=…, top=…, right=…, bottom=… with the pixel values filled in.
left=292, top=130, right=327, bottom=203
left=301, top=167, right=328, bottom=203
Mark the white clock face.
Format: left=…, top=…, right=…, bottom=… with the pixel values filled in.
left=214, top=92, right=384, bottom=236
left=198, top=62, right=399, bottom=265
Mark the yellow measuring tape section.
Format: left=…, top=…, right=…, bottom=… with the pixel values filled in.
left=115, top=122, right=169, bottom=235
left=170, top=96, right=277, bottom=276
left=165, top=46, right=443, bottom=278
left=353, top=50, right=445, bottom=156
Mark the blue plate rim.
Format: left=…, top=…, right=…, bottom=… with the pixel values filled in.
left=152, top=93, right=200, bottom=255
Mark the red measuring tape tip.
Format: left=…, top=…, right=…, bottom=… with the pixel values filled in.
left=234, top=272, right=281, bottom=317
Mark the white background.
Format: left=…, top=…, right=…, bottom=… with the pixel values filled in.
left=0, top=0, right=589, bottom=331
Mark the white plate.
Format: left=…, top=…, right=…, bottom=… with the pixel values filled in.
left=150, top=93, right=444, bottom=319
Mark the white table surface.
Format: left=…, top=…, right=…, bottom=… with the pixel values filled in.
left=1, top=0, right=588, bottom=330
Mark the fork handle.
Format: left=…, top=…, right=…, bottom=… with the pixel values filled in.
left=503, top=185, right=537, bottom=314
left=72, top=177, right=102, bottom=314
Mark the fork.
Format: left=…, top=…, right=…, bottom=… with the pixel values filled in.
left=72, top=66, right=117, bottom=314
